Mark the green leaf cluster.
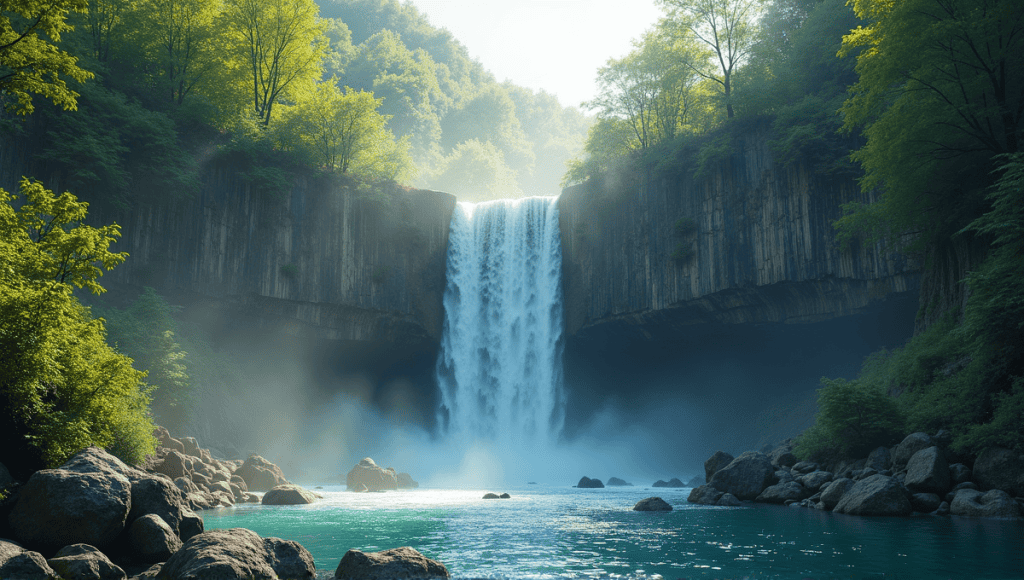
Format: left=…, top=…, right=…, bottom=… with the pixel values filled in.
left=794, top=376, right=905, bottom=463
left=0, top=179, right=155, bottom=475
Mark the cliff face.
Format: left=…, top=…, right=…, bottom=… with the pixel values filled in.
left=558, top=130, right=920, bottom=339
left=94, top=166, right=456, bottom=345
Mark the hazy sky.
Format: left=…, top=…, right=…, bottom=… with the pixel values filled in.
left=407, top=0, right=663, bottom=109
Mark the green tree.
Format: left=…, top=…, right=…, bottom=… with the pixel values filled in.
left=0, top=0, right=94, bottom=113
left=0, top=178, right=155, bottom=476
left=794, top=377, right=905, bottom=462
left=224, top=0, right=327, bottom=125
left=81, top=0, right=129, bottom=62
left=658, top=0, right=764, bottom=118
left=428, top=138, right=520, bottom=201
left=440, top=84, right=534, bottom=174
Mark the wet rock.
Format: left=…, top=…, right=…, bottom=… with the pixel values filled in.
left=717, top=493, right=742, bottom=507
left=704, top=451, right=734, bottom=482
left=905, top=447, right=950, bottom=495
left=235, top=456, right=289, bottom=492
left=129, top=515, right=183, bottom=564
left=334, top=547, right=448, bottom=580
left=576, top=477, right=604, bottom=488
left=47, top=543, right=125, bottom=580
left=262, top=485, right=318, bottom=506
left=708, top=452, right=775, bottom=500
left=950, top=489, right=1023, bottom=519
left=345, top=458, right=397, bottom=492
left=972, top=448, right=1024, bottom=497
left=834, top=474, right=912, bottom=516
left=797, top=471, right=833, bottom=493
left=892, top=433, right=933, bottom=470
left=9, top=469, right=130, bottom=551
left=396, top=473, right=419, bottom=489
left=865, top=447, right=892, bottom=472
left=910, top=493, right=942, bottom=513
left=157, top=528, right=315, bottom=579
left=687, top=485, right=723, bottom=505
left=755, top=482, right=808, bottom=504
left=633, top=497, right=672, bottom=511
left=819, top=478, right=854, bottom=511
left=606, top=477, right=633, bottom=487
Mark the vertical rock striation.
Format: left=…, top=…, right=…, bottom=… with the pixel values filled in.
left=558, top=130, right=920, bottom=338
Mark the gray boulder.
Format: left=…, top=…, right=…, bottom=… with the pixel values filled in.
left=972, top=448, right=1024, bottom=497
left=950, top=489, right=1023, bottom=519
left=904, top=446, right=950, bottom=495
left=156, top=528, right=315, bottom=580
left=0, top=539, right=58, bottom=580
left=796, top=471, right=833, bottom=493
left=819, top=478, right=855, bottom=511
left=774, top=470, right=795, bottom=484
left=791, top=462, right=819, bottom=475
left=396, top=473, right=419, bottom=489
left=132, top=563, right=163, bottom=580
left=9, top=469, right=131, bottom=551
left=892, top=433, right=933, bottom=470
left=865, top=446, right=892, bottom=472
left=129, top=515, right=183, bottom=564
left=62, top=448, right=147, bottom=481
left=708, top=452, right=775, bottom=500
left=262, top=485, right=317, bottom=505
left=180, top=438, right=202, bottom=459
left=150, top=452, right=192, bottom=482
left=334, top=547, right=448, bottom=580
left=633, top=497, right=672, bottom=511
left=716, top=493, right=742, bottom=507
left=606, top=477, right=632, bottom=487
left=704, top=451, right=734, bottom=482
left=652, top=478, right=684, bottom=488
left=768, top=443, right=797, bottom=468
left=755, top=482, right=808, bottom=504
left=910, top=493, right=942, bottom=513
left=834, top=474, right=912, bottom=516
left=345, top=458, right=397, bottom=492
left=234, top=456, right=289, bottom=492
left=687, top=485, right=723, bottom=505
left=129, top=475, right=204, bottom=542
left=576, top=477, right=604, bottom=488
left=46, top=544, right=125, bottom=580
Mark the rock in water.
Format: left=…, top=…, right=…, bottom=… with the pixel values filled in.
left=262, top=484, right=318, bottom=505
left=158, top=528, right=315, bottom=580
left=687, top=485, right=723, bottom=505
left=950, top=489, right=1023, bottom=519
left=833, top=474, right=912, bottom=516
left=46, top=544, right=125, bottom=580
left=891, top=433, right=933, bottom=470
left=819, top=478, right=854, bottom=511
left=704, top=451, right=734, bottom=482
left=904, top=446, right=951, bottom=495
left=606, top=477, right=633, bottom=487
left=9, top=469, right=131, bottom=551
left=633, top=497, right=672, bottom=511
left=482, top=493, right=499, bottom=499
left=346, top=458, right=398, bottom=492
left=755, top=482, right=808, bottom=504
left=234, top=455, right=289, bottom=492
left=708, top=452, right=774, bottom=500
left=334, top=547, right=449, bottom=580
left=576, top=477, right=604, bottom=488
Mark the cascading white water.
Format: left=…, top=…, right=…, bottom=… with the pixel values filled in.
left=436, top=196, right=565, bottom=449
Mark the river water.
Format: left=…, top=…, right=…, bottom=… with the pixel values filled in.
left=201, top=485, right=1023, bottom=579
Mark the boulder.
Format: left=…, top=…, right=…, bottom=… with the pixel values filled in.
left=482, top=493, right=499, bottom=499
left=234, top=456, right=289, bottom=492
left=150, top=452, right=192, bottom=482
left=633, top=497, right=672, bottom=511
left=755, top=482, right=808, bottom=504
left=910, top=493, right=942, bottom=513
left=396, top=473, right=419, bottom=489
left=242, top=493, right=260, bottom=503
left=129, top=515, right=183, bottom=564
left=180, top=438, right=202, bottom=459
left=62, top=448, right=147, bottom=481
left=9, top=469, right=131, bottom=551
left=576, top=477, right=604, bottom=488
left=768, top=443, right=797, bottom=468
left=687, top=485, right=723, bottom=505
left=774, top=469, right=795, bottom=484
left=334, top=547, right=448, bottom=580
left=716, top=493, right=742, bottom=507
left=950, top=489, right=1023, bottom=519
left=972, top=447, right=1024, bottom=497
left=791, top=461, right=819, bottom=475
left=606, top=477, right=632, bottom=487
left=173, top=477, right=200, bottom=495
left=796, top=471, right=833, bottom=493
left=47, top=543, right=126, bottom=580
left=156, top=528, right=315, bottom=580
left=129, top=475, right=204, bottom=542
left=819, top=478, right=854, bottom=511
left=892, top=433, right=933, bottom=470
left=499, top=493, right=511, bottom=499
left=904, top=447, right=951, bottom=495
left=834, top=474, right=912, bottom=516
left=0, top=539, right=58, bottom=580
left=704, top=451, right=734, bottom=482
left=132, top=563, right=163, bottom=580
left=229, top=476, right=248, bottom=492
left=345, top=458, right=397, bottom=492
left=262, top=485, right=318, bottom=506
left=948, top=463, right=972, bottom=485
left=865, top=446, right=892, bottom=472
left=708, top=452, right=775, bottom=500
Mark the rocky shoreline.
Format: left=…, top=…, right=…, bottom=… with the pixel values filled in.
left=689, top=431, right=1024, bottom=519
left=0, top=431, right=447, bottom=580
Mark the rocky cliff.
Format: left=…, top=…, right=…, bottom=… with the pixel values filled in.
left=558, top=129, right=920, bottom=339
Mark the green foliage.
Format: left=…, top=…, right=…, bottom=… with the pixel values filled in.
left=427, top=139, right=521, bottom=202
left=0, top=0, right=95, bottom=114
left=674, top=217, right=697, bottom=237
left=279, top=263, right=298, bottom=279
left=670, top=242, right=696, bottom=263
left=0, top=179, right=155, bottom=474
left=794, top=377, right=905, bottom=462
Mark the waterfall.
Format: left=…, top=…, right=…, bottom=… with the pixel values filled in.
left=436, top=196, right=565, bottom=448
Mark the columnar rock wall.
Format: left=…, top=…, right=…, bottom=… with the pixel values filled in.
left=558, top=130, right=920, bottom=338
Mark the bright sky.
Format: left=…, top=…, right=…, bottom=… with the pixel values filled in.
left=407, top=0, right=664, bottom=110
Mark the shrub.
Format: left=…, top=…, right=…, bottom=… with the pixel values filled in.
left=674, top=216, right=697, bottom=237
left=794, top=377, right=905, bottom=462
